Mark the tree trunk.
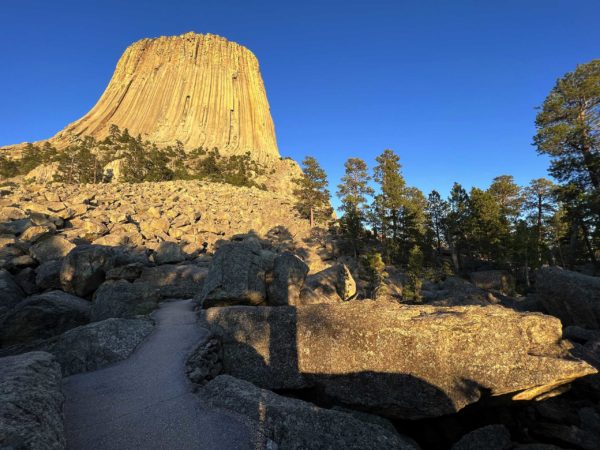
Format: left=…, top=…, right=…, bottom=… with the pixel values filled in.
left=309, top=207, right=314, bottom=228
left=449, top=239, right=460, bottom=273
left=580, top=220, right=598, bottom=264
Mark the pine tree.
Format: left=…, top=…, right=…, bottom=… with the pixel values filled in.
left=404, top=245, right=424, bottom=302
left=534, top=60, right=600, bottom=264
left=294, top=156, right=333, bottom=226
left=373, top=149, right=405, bottom=241
left=445, top=183, right=470, bottom=271
left=524, top=178, right=556, bottom=266
left=362, top=251, right=388, bottom=299
left=337, top=158, right=374, bottom=258
left=425, top=190, right=449, bottom=255
left=488, top=175, right=523, bottom=225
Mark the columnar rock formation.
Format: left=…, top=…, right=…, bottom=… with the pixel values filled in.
left=52, top=32, right=280, bottom=163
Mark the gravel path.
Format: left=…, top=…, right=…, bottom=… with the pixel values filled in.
left=62, top=299, right=257, bottom=450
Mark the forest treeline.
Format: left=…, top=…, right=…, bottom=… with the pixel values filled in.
left=0, top=125, right=267, bottom=189
left=294, top=59, right=600, bottom=294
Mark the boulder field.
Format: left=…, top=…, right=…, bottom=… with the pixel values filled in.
left=1, top=180, right=599, bottom=449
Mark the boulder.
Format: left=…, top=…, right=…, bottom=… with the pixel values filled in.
left=452, top=425, right=512, bottom=450
left=153, top=241, right=186, bottom=264
left=422, top=277, right=498, bottom=306
left=14, top=267, right=40, bottom=296
left=268, top=252, right=309, bottom=306
left=35, top=259, right=63, bottom=290
left=91, top=280, right=160, bottom=321
left=136, top=264, right=207, bottom=299
left=0, top=291, right=90, bottom=347
left=198, top=240, right=272, bottom=308
left=41, top=318, right=153, bottom=375
left=302, top=263, right=356, bottom=303
left=537, top=267, right=600, bottom=329
left=0, top=352, right=65, bottom=449
left=197, top=375, right=419, bottom=450
left=29, top=235, right=75, bottom=263
left=469, top=270, right=514, bottom=294
left=20, top=224, right=56, bottom=243
left=198, top=302, right=596, bottom=419
left=0, top=269, right=24, bottom=319
left=60, top=244, right=147, bottom=298
left=106, top=262, right=144, bottom=281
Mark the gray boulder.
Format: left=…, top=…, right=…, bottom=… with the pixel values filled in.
left=42, top=318, right=154, bottom=375
left=198, top=240, right=272, bottom=308
left=0, top=269, right=24, bottom=319
left=537, top=267, right=600, bottom=329
left=136, top=264, right=207, bottom=299
left=91, top=280, right=160, bottom=321
left=469, top=270, right=514, bottom=294
left=14, top=267, right=39, bottom=296
left=0, top=351, right=65, bottom=449
left=60, top=245, right=147, bottom=298
left=199, top=302, right=596, bottom=419
left=197, top=375, right=419, bottom=450
left=302, top=263, right=356, bottom=303
left=29, top=235, right=75, bottom=263
left=268, top=252, right=309, bottom=306
left=0, top=291, right=90, bottom=347
left=35, top=259, right=64, bottom=290
left=452, top=424, right=512, bottom=450
left=153, top=241, right=186, bottom=264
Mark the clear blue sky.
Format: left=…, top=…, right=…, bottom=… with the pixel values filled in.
left=2, top=0, right=599, bottom=199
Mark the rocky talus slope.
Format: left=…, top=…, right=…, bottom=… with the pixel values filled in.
left=0, top=180, right=315, bottom=260
left=43, top=32, right=279, bottom=162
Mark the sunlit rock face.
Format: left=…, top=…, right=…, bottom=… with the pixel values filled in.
left=52, top=32, right=280, bottom=163
left=198, top=302, right=597, bottom=419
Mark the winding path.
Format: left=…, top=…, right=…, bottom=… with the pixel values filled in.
left=62, top=299, right=257, bottom=450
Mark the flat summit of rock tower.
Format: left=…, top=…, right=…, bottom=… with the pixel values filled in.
left=53, top=32, right=280, bottom=163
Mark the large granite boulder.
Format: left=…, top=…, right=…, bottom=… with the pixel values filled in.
left=452, top=424, right=512, bottom=450
left=41, top=318, right=154, bottom=375
left=0, top=269, right=24, bottom=319
left=301, top=263, right=356, bottom=303
left=537, top=267, right=600, bottom=329
left=29, top=235, right=75, bottom=263
left=60, top=244, right=147, bottom=298
left=469, top=270, right=514, bottom=294
left=0, top=291, right=90, bottom=347
left=197, top=375, right=419, bottom=450
left=198, top=302, right=596, bottom=419
left=35, top=260, right=63, bottom=290
left=422, top=277, right=498, bottom=307
left=135, top=264, right=207, bottom=299
left=268, top=252, right=309, bottom=306
left=0, top=352, right=65, bottom=449
left=91, top=280, right=160, bottom=321
left=198, top=240, right=273, bottom=308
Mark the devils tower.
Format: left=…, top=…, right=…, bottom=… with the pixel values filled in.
left=51, top=32, right=279, bottom=163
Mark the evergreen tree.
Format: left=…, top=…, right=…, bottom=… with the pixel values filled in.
left=404, top=245, right=424, bottom=302
left=488, top=175, right=523, bottom=225
left=523, top=178, right=556, bottom=266
left=337, top=158, right=374, bottom=257
left=362, top=250, right=388, bottom=299
left=468, top=187, right=510, bottom=263
left=534, top=59, right=600, bottom=191
left=293, top=156, right=333, bottom=226
left=534, top=60, right=600, bottom=264
left=373, top=149, right=405, bottom=241
left=396, top=186, right=427, bottom=263
left=0, top=154, right=18, bottom=179
left=425, top=190, right=449, bottom=255
left=445, top=183, right=470, bottom=271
